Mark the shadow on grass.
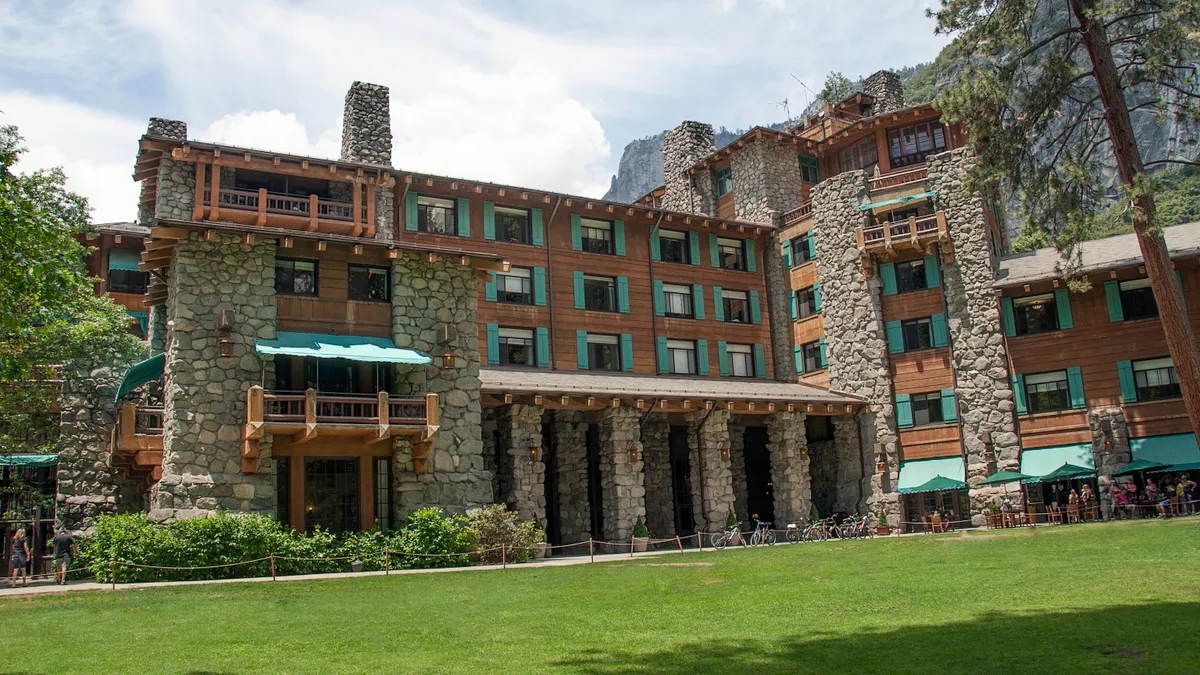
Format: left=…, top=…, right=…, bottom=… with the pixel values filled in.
left=554, top=602, right=1200, bottom=674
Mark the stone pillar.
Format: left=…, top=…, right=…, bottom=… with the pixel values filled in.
left=481, top=407, right=499, bottom=504
left=812, top=171, right=900, bottom=527
left=764, top=215, right=795, bottom=382
left=340, top=82, right=392, bottom=166
left=553, top=410, right=591, bottom=543
left=494, top=404, right=546, bottom=526
left=807, top=438, right=837, bottom=518
left=728, top=416, right=748, bottom=524
left=1090, top=408, right=1131, bottom=518
left=139, top=119, right=188, bottom=226
left=686, top=408, right=735, bottom=532
left=926, top=149, right=1020, bottom=525
left=730, top=142, right=805, bottom=223
left=767, top=412, right=811, bottom=525
left=861, top=70, right=905, bottom=116
left=596, top=407, right=645, bottom=541
left=832, top=415, right=869, bottom=514
left=661, top=121, right=716, bottom=215
left=151, top=232, right=277, bottom=520
left=148, top=304, right=167, bottom=356
left=641, top=414, right=673, bottom=539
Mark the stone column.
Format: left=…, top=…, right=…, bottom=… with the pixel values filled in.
left=926, top=149, right=1020, bottom=525
left=1090, top=408, right=1131, bottom=518
left=340, top=82, right=392, bottom=166
left=729, top=416, right=749, bottom=524
left=597, top=407, right=645, bottom=541
left=861, top=70, right=905, bottom=116
left=807, top=438, right=837, bottom=518
left=730, top=142, right=805, bottom=223
left=494, top=404, right=546, bottom=526
left=832, top=415, right=869, bottom=514
left=686, top=408, right=735, bottom=533
left=768, top=412, right=811, bottom=525
left=765, top=215, right=796, bottom=382
left=481, top=407, right=499, bottom=504
left=553, top=410, right=591, bottom=543
left=641, top=414, right=674, bottom=539
left=661, top=121, right=716, bottom=215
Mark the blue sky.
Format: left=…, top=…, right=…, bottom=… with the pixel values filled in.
left=0, top=0, right=949, bottom=222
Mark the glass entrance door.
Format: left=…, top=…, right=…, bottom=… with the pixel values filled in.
left=304, top=458, right=360, bottom=534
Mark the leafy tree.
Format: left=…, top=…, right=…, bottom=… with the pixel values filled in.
left=819, top=72, right=856, bottom=105
left=931, top=1, right=1200, bottom=437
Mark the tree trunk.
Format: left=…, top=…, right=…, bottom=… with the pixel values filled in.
left=1070, top=0, right=1200, bottom=439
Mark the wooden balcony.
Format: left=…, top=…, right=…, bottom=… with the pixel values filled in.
left=242, top=387, right=440, bottom=473
left=111, top=403, right=164, bottom=484
left=857, top=212, right=948, bottom=254
left=198, top=188, right=369, bottom=234
left=869, top=166, right=928, bottom=193
left=783, top=200, right=813, bottom=226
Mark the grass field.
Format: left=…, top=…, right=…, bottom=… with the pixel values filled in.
left=0, top=519, right=1197, bottom=674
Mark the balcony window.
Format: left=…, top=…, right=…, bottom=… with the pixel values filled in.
left=667, top=339, right=697, bottom=375
left=895, top=259, right=928, bottom=294
left=901, top=317, right=933, bottom=351
left=791, top=234, right=814, bottom=265
left=587, top=334, right=622, bottom=372
left=498, top=328, right=536, bottom=367
left=581, top=218, right=614, bottom=254
left=883, top=208, right=921, bottom=225
left=1119, top=278, right=1158, bottom=321
left=1024, top=371, right=1070, bottom=414
left=272, top=355, right=391, bottom=394
left=722, top=289, right=750, bottom=323
left=583, top=275, right=617, bottom=312
left=496, top=267, right=533, bottom=305
left=910, top=391, right=945, bottom=427
left=496, top=206, right=531, bottom=245
left=660, top=229, right=689, bottom=264
left=887, top=120, right=947, bottom=168
left=1013, top=293, right=1059, bottom=335
left=663, top=283, right=694, bottom=319
left=798, top=155, right=820, bottom=184
left=801, top=340, right=823, bottom=373
left=417, top=196, right=456, bottom=235
left=795, top=286, right=817, bottom=319
left=275, top=258, right=318, bottom=296
left=838, top=137, right=878, bottom=174
left=717, top=237, right=746, bottom=271
left=107, top=249, right=148, bottom=294
left=348, top=265, right=390, bottom=302
left=1134, top=357, right=1181, bottom=402
left=727, top=343, right=754, bottom=378
left=374, top=457, right=393, bottom=533
left=715, top=166, right=734, bottom=197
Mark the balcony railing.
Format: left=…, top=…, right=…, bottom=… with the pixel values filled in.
left=868, top=166, right=928, bottom=193
left=783, top=200, right=813, bottom=226
left=858, top=212, right=947, bottom=252
left=208, top=188, right=357, bottom=222
left=112, top=403, right=165, bottom=483
left=134, top=406, right=164, bottom=435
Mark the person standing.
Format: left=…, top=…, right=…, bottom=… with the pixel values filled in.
left=1184, top=476, right=1196, bottom=515
left=9, top=529, right=30, bottom=588
left=51, top=526, right=76, bottom=586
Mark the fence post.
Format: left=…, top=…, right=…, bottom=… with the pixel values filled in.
left=110, top=557, right=116, bottom=590
left=676, top=535, right=683, bottom=554
left=630, top=535, right=635, bottom=558
left=589, top=538, right=594, bottom=563
left=501, top=544, right=507, bottom=570
left=697, top=531, right=703, bottom=551
left=270, top=554, right=276, bottom=581
left=384, top=549, right=389, bottom=576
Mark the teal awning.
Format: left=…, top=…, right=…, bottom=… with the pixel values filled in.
left=1112, top=459, right=1171, bottom=477
left=1151, top=461, right=1200, bottom=473
left=0, top=454, right=58, bottom=468
left=1130, top=433, right=1200, bottom=468
left=1031, top=463, right=1096, bottom=483
left=254, top=332, right=431, bottom=365
left=900, top=475, right=968, bottom=495
left=1019, top=443, right=1094, bottom=477
left=978, top=470, right=1034, bottom=486
left=898, top=457, right=965, bottom=493
left=114, top=353, right=165, bottom=402
left=108, top=249, right=142, bottom=272
left=857, top=191, right=939, bottom=212
left=126, top=310, right=149, bottom=333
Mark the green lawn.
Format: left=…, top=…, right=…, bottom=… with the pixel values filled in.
left=1, top=519, right=1198, bottom=674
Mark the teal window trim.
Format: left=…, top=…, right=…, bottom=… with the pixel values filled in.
left=1000, top=297, right=1017, bottom=337
left=1066, top=366, right=1086, bottom=408
left=482, top=201, right=496, bottom=241
left=715, top=166, right=734, bottom=197
left=536, top=328, right=550, bottom=368
left=620, top=334, right=634, bottom=372
left=1012, top=374, right=1027, bottom=415
left=1054, top=289, right=1073, bottom=330
left=880, top=262, right=898, bottom=296
left=895, top=394, right=913, bottom=429
left=456, top=197, right=471, bottom=237
left=531, top=208, right=544, bottom=246
left=576, top=330, right=589, bottom=370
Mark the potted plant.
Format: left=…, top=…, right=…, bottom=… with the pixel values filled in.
left=725, top=511, right=741, bottom=545
left=632, top=518, right=649, bottom=552
left=986, top=501, right=1002, bottom=529
left=351, top=559, right=364, bottom=573
left=875, top=511, right=891, bottom=536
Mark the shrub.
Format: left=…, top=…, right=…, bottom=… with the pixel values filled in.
left=391, top=508, right=473, bottom=569
left=632, top=518, right=648, bottom=538
left=466, top=505, right=543, bottom=564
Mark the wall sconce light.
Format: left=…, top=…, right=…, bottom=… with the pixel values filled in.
left=800, top=448, right=808, bottom=456
left=219, top=336, right=236, bottom=358
left=218, top=309, right=236, bottom=357
left=442, top=350, right=456, bottom=369
left=627, top=442, right=641, bottom=462
left=718, top=441, right=731, bottom=461
left=529, top=445, right=541, bottom=462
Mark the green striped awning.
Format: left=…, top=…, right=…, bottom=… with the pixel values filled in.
left=0, top=454, right=58, bottom=468
left=1019, top=443, right=1094, bottom=477
left=898, top=457, right=965, bottom=493
left=1130, top=433, right=1200, bottom=468
left=901, top=474, right=968, bottom=495
left=254, top=332, right=431, bottom=365
left=857, top=191, right=939, bottom=212
left=108, top=249, right=142, bottom=271
left=114, top=353, right=165, bottom=402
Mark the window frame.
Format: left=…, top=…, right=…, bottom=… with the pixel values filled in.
left=494, top=205, right=532, bottom=245
left=585, top=333, right=622, bottom=372
left=795, top=286, right=817, bottom=320
left=715, top=166, right=734, bottom=197
left=275, top=257, right=319, bottom=297
left=580, top=218, right=615, bottom=255
left=722, top=289, right=750, bottom=324
left=909, top=391, right=945, bottom=427
left=716, top=237, right=747, bottom=271
left=887, top=120, right=947, bottom=168
left=659, top=229, right=690, bottom=264
left=1024, top=370, right=1071, bottom=414
left=416, top=195, right=457, bottom=235
left=801, top=340, right=823, bottom=373
left=497, top=327, right=537, bottom=367
left=894, top=259, right=928, bottom=294
left=1133, top=357, right=1181, bottom=402
left=838, top=136, right=878, bottom=174
left=1119, top=278, right=1159, bottom=321
left=798, top=155, right=820, bottom=184
left=791, top=235, right=813, bottom=265
left=900, top=317, right=934, bottom=352
left=666, top=339, right=698, bottom=375
left=727, top=343, right=755, bottom=378
left=347, top=264, right=391, bottom=303
left=582, top=274, right=618, bottom=313
left=496, top=266, right=534, bottom=306
left=662, top=283, right=694, bottom=319
left=1013, top=293, right=1059, bottom=336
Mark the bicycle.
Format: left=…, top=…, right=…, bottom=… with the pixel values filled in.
left=748, top=519, right=776, bottom=546
left=711, top=522, right=746, bottom=550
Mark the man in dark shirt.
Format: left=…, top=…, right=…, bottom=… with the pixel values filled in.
left=51, top=526, right=77, bottom=585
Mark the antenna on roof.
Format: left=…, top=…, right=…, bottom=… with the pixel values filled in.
left=790, top=73, right=817, bottom=113
left=771, top=98, right=791, bottom=121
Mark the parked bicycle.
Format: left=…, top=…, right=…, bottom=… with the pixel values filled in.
left=748, top=519, right=776, bottom=547
left=711, top=521, right=746, bottom=550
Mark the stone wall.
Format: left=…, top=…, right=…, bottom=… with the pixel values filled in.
left=861, top=70, right=905, bottom=116
left=767, top=412, right=810, bottom=525
left=728, top=416, right=748, bottom=524
left=807, top=439, right=837, bottom=518
left=729, top=142, right=805, bottom=224
left=553, top=411, right=591, bottom=543
left=833, top=415, right=870, bottom=514
left=374, top=185, right=395, bottom=242
left=154, top=157, right=195, bottom=223
left=597, top=407, right=645, bottom=541
left=495, top=404, right=546, bottom=526
left=764, top=216, right=795, bottom=382
left=661, top=121, right=716, bottom=215
left=1090, top=408, right=1131, bottom=518
left=641, top=414, right=673, bottom=539
left=147, top=118, right=187, bottom=140
left=340, top=82, right=393, bottom=166
left=686, top=408, right=734, bottom=532
left=481, top=408, right=498, bottom=504
left=151, top=232, right=277, bottom=520
left=148, top=304, right=167, bottom=356
left=926, top=149, right=1019, bottom=524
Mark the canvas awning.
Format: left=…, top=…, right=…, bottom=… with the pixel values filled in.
left=254, top=331, right=431, bottom=365
left=1112, top=459, right=1171, bottom=477
left=1019, top=443, right=1094, bottom=477
left=1029, top=463, right=1096, bottom=483
left=1151, top=461, right=1200, bottom=473
left=898, top=457, right=965, bottom=493
left=900, top=475, right=968, bottom=495
left=978, top=470, right=1033, bottom=486
left=108, top=249, right=143, bottom=272
left=0, top=454, right=58, bottom=468
left=114, top=353, right=165, bottom=402
left=857, top=191, right=939, bottom=212
left=1130, top=433, right=1200, bottom=468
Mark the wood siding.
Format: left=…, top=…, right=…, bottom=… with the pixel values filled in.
left=274, top=240, right=393, bottom=338
left=1017, top=411, right=1091, bottom=449
left=899, top=423, right=962, bottom=461
left=717, top=192, right=736, bottom=219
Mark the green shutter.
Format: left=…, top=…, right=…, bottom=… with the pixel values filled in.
left=1067, top=366, right=1085, bottom=409
left=1177, top=269, right=1185, bottom=298
left=1001, top=297, right=1017, bottom=337
left=781, top=240, right=792, bottom=268
left=570, top=214, right=582, bottom=251
left=485, top=272, right=497, bottom=302
left=749, top=290, right=761, bottom=324
left=754, top=344, right=766, bottom=378
left=536, top=328, right=550, bottom=368
left=1054, top=288, right=1073, bottom=329
left=482, top=201, right=496, bottom=240
left=692, top=284, right=705, bottom=320
left=697, top=339, right=710, bottom=376
left=745, top=239, right=756, bottom=273
left=576, top=330, right=589, bottom=370
left=1105, top=280, right=1124, bottom=322
left=880, top=262, right=898, bottom=296
left=1117, top=360, right=1136, bottom=403
left=617, top=276, right=630, bottom=313
left=806, top=231, right=816, bottom=259
left=818, top=337, right=827, bottom=369
left=456, top=197, right=470, bottom=237
left=709, top=234, right=720, bottom=267
left=614, top=220, right=626, bottom=256
left=486, top=324, right=499, bottom=365
left=573, top=271, right=585, bottom=309
left=656, top=337, right=669, bottom=373
left=931, top=313, right=948, bottom=347
left=405, top=192, right=418, bottom=231
left=717, top=341, right=730, bottom=376
left=650, top=230, right=661, bottom=261
left=533, top=267, right=547, bottom=306
left=895, top=394, right=913, bottom=429
left=924, top=255, right=940, bottom=288
left=886, top=320, right=904, bottom=354
left=621, top=334, right=634, bottom=372
left=712, top=287, right=724, bottom=321
left=941, top=389, right=958, bottom=423
left=813, top=282, right=822, bottom=313
left=688, top=232, right=701, bottom=266
left=789, top=293, right=798, bottom=321
left=653, top=280, right=665, bottom=316
left=794, top=344, right=804, bottom=374
left=1012, top=374, right=1027, bottom=415
left=531, top=208, right=544, bottom=246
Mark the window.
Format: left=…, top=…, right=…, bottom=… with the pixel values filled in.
left=1024, top=371, right=1070, bottom=414
left=901, top=317, right=933, bottom=351
left=496, top=267, right=533, bottom=305
left=587, top=334, right=622, bottom=372
left=660, top=229, right=689, bottom=264
left=727, top=343, right=754, bottom=378
left=1013, top=293, right=1059, bottom=336
left=667, top=340, right=697, bottom=375
left=1134, top=357, right=1181, bottom=402
left=910, top=392, right=944, bottom=427
left=583, top=275, right=617, bottom=312
left=795, top=286, right=817, bottom=319
left=495, top=206, right=531, bottom=244
left=663, top=283, right=693, bottom=318
left=838, top=137, right=878, bottom=174
left=715, top=166, right=734, bottom=197
left=417, top=195, right=456, bottom=235
left=1120, top=278, right=1158, bottom=321
left=348, top=265, right=390, bottom=302
left=581, top=218, right=614, bottom=254
left=374, top=457, right=393, bottom=533
left=498, top=328, right=536, bottom=366
left=894, top=259, right=928, bottom=294
left=791, top=234, right=813, bottom=264
left=717, top=237, right=746, bottom=271
left=883, top=208, right=921, bottom=224
left=303, top=458, right=359, bottom=535
left=887, top=120, right=947, bottom=168
left=722, top=289, right=750, bottom=323
left=107, top=249, right=148, bottom=294
left=275, top=258, right=318, bottom=296
left=801, top=340, right=823, bottom=373
left=798, top=155, right=820, bottom=184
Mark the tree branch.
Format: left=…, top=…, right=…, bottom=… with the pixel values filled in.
left=1018, top=25, right=1083, bottom=60
left=1144, top=159, right=1200, bottom=168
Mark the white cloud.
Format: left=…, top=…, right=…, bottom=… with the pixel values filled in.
left=199, top=110, right=341, bottom=160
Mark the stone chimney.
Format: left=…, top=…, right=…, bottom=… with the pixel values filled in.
left=340, top=82, right=393, bottom=166
left=862, top=70, right=905, bottom=116
left=146, top=117, right=187, bottom=141
left=660, top=121, right=716, bottom=215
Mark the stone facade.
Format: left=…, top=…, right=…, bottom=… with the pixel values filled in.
left=147, top=118, right=187, bottom=141
left=833, top=415, right=870, bottom=514
left=729, top=142, right=805, bottom=224
left=767, top=412, right=810, bottom=525
left=151, top=232, right=277, bottom=520
left=728, top=416, right=748, bottom=524
left=686, top=408, right=734, bottom=532
left=596, top=407, right=645, bottom=541
left=553, top=411, right=591, bottom=543
left=861, top=70, right=905, bottom=116
left=1090, top=408, right=1131, bottom=517
left=661, top=121, right=716, bottom=215
left=640, top=414, right=673, bottom=539
left=340, top=82, right=393, bottom=166
left=495, top=404, right=546, bottom=526
left=764, top=216, right=795, bottom=382
left=154, top=157, right=195, bottom=223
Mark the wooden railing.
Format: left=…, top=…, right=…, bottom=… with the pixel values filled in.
left=783, top=200, right=813, bottom=226
left=857, top=212, right=947, bottom=251
left=134, top=406, right=164, bottom=435
left=259, top=390, right=427, bottom=425
left=868, top=166, right=928, bottom=192
left=207, top=188, right=355, bottom=222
